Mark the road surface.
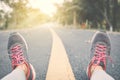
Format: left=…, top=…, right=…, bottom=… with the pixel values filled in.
left=0, top=25, right=120, bottom=80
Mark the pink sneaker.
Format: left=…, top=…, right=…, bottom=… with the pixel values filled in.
left=8, top=32, right=36, bottom=80
left=87, top=31, right=112, bottom=79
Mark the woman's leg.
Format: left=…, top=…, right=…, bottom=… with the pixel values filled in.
left=87, top=31, right=114, bottom=80
left=2, top=32, right=36, bottom=80
left=1, top=68, right=26, bottom=80
left=91, top=66, right=114, bottom=80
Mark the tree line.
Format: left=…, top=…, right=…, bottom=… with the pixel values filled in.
left=54, top=0, right=120, bottom=31
left=0, top=0, right=50, bottom=29
left=0, top=0, right=120, bottom=31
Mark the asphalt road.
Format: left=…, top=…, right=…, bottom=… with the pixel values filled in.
left=0, top=26, right=120, bottom=80
left=54, top=27, right=120, bottom=80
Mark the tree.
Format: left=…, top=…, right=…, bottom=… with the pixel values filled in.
left=55, top=0, right=106, bottom=28
left=0, top=0, right=28, bottom=29
left=112, top=0, right=118, bottom=31
left=67, top=4, right=81, bottom=27
left=10, top=0, right=28, bottom=26
left=0, top=0, right=12, bottom=29
left=54, top=2, right=73, bottom=25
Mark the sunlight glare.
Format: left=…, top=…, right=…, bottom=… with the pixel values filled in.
left=29, top=0, right=64, bottom=16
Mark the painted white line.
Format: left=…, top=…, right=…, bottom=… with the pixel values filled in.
left=46, top=29, right=75, bottom=80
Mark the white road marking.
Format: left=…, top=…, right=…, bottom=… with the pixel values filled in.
left=46, top=29, right=75, bottom=80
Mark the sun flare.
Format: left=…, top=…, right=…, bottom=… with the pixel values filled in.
left=29, top=0, right=64, bottom=16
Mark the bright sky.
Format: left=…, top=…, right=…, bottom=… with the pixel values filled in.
left=29, top=0, right=64, bottom=16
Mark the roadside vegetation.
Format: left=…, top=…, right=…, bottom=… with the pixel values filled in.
left=0, top=0, right=120, bottom=31
left=0, top=0, right=50, bottom=29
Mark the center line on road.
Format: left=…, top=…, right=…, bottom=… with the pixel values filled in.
left=46, top=29, right=75, bottom=80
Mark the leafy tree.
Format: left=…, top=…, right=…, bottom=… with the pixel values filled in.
left=55, top=0, right=106, bottom=28
left=55, top=0, right=120, bottom=31
left=10, top=0, right=28, bottom=26
left=0, top=0, right=28, bottom=29
left=0, top=0, right=12, bottom=29
left=112, top=0, right=118, bottom=31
